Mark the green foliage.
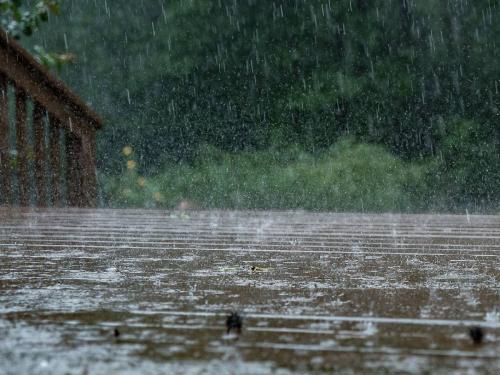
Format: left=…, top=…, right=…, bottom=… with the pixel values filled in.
left=33, top=44, right=75, bottom=70
left=0, top=0, right=59, bottom=37
left=15, top=0, right=499, bottom=211
left=426, top=120, right=500, bottom=211
left=104, top=138, right=426, bottom=212
left=0, top=0, right=73, bottom=70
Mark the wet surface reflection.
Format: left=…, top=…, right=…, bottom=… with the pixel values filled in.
left=1, top=208, right=499, bottom=374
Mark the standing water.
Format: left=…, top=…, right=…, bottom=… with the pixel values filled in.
left=1, top=208, right=499, bottom=374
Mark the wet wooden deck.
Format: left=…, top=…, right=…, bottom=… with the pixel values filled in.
left=1, top=208, right=499, bottom=374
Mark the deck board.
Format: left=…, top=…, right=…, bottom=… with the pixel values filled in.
left=0, top=208, right=499, bottom=374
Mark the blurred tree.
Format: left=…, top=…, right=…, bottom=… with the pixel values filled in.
left=24, top=0, right=500, bottom=210
left=430, top=120, right=499, bottom=210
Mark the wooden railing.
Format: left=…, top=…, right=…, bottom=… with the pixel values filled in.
left=0, top=30, right=102, bottom=207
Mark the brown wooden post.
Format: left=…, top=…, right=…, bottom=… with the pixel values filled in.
left=0, top=73, right=10, bottom=204
left=33, top=101, right=46, bottom=206
left=81, top=130, right=97, bottom=207
left=15, top=85, right=29, bottom=206
left=65, top=129, right=83, bottom=206
left=48, top=114, right=61, bottom=206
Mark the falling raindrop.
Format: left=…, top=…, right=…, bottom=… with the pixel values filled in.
left=126, top=89, right=131, bottom=105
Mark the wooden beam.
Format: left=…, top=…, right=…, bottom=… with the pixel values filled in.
left=48, top=114, right=61, bottom=206
left=15, top=85, right=29, bottom=206
left=0, top=73, right=10, bottom=204
left=33, top=101, right=47, bottom=206
left=0, top=51, right=85, bottom=139
left=0, top=31, right=102, bottom=130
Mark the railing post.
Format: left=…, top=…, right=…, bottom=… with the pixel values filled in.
left=33, top=101, right=47, bottom=206
left=15, top=85, right=29, bottom=206
left=0, top=73, right=10, bottom=204
left=65, top=129, right=83, bottom=207
left=48, top=114, right=61, bottom=206
left=81, top=130, right=97, bottom=207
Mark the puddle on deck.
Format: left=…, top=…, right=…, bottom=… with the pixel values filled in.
left=0, top=208, right=499, bottom=374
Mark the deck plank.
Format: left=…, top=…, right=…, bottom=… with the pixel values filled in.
left=0, top=208, right=499, bottom=374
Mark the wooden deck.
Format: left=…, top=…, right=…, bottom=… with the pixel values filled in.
left=1, top=208, right=499, bottom=374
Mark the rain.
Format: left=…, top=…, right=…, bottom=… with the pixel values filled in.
left=0, top=1, right=499, bottom=374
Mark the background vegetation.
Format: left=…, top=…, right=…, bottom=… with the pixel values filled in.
left=7, top=0, right=500, bottom=212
